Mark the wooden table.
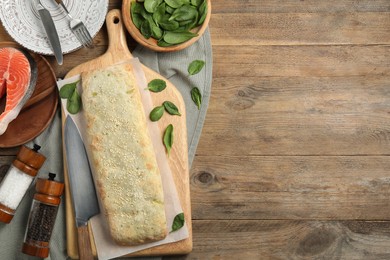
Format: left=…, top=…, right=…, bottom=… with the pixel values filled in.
left=1, top=0, right=390, bottom=259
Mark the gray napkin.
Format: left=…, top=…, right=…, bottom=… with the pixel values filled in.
left=0, top=28, right=212, bottom=260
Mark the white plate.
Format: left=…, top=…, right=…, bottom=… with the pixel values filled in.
left=0, top=0, right=108, bottom=55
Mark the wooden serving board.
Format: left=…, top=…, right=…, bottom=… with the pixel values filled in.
left=62, top=9, right=192, bottom=259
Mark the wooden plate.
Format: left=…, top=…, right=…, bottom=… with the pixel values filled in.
left=122, top=0, right=211, bottom=52
left=0, top=42, right=58, bottom=148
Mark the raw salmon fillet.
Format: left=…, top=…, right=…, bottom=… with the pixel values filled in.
left=0, top=47, right=37, bottom=135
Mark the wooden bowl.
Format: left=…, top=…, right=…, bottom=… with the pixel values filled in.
left=122, top=0, right=211, bottom=52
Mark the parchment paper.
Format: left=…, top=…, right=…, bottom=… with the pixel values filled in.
left=56, top=58, right=189, bottom=260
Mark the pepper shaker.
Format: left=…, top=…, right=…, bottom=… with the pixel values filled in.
left=0, top=144, right=46, bottom=223
left=22, top=172, right=64, bottom=258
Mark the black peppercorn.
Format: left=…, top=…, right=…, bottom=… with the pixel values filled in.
left=22, top=173, right=64, bottom=258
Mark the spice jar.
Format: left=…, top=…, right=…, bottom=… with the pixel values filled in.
left=0, top=144, right=46, bottom=223
left=22, top=172, right=64, bottom=258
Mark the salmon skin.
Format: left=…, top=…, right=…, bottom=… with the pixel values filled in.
left=0, top=47, right=38, bottom=135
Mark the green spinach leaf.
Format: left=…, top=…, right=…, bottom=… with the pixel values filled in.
left=150, top=106, right=165, bottom=121
left=164, top=0, right=185, bottom=9
left=67, top=89, right=82, bottom=114
left=59, top=81, right=78, bottom=99
left=144, top=0, right=162, bottom=13
left=163, top=124, right=174, bottom=155
left=147, top=79, right=167, bottom=92
left=171, top=213, right=185, bottom=232
left=188, top=60, right=205, bottom=75
left=198, top=0, right=207, bottom=25
left=191, top=0, right=203, bottom=7
left=163, top=101, right=181, bottom=116
left=163, top=31, right=198, bottom=44
left=169, top=5, right=198, bottom=21
left=140, top=19, right=152, bottom=39
left=190, top=86, right=202, bottom=109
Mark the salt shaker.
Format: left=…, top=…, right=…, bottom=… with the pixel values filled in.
left=22, top=172, right=64, bottom=258
left=0, top=144, right=46, bottom=223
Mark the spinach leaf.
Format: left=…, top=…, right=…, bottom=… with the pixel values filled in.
left=144, top=0, right=162, bottom=13
left=150, top=106, right=165, bottom=121
left=165, top=5, right=175, bottom=14
left=163, top=101, right=181, bottom=116
left=67, top=89, right=82, bottom=114
left=163, top=31, right=198, bottom=44
left=140, top=19, right=152, bottom=39
left=164, top=0, right=185, bottom=9
left=159, top=14, right=180, bottom=30
left=198, top=0, right=207, bottom=25
left=147, top=79, right=167, bottom=92
left=188, top=60, right=205, bottom=75
left=59, top=81, right=78, bottom=99
left=153, top=3, right=166, bottom=25
left=157, top=39, right=174, bottom=47
left=171, top=213, right=185, bottom=232
left=131, top=2, right=144, bottom=14
left=132, top=13, right=144, bottom=29
left=163, top=124, right=174, bottom=155
left=169, top=5, right=198, bottom=21
left=151, top=24, right=163, bottom=39
left=191, top=0, right=203, bottom=7
left=191, top=86, right=202, bottom=109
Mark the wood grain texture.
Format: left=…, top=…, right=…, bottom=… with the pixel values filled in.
left=77, top=226, right=94, bottom=260
left=210, top=13, right=390, bottom=45
left=212, top=45, right=390, bottom=78
left=211, top=1, right=390, bottom=13
left=165, top=220, right=390, bottom=260
left=197, top=75, right=390, bottom=156
left=190, top=156, right=390, bottom=220
left=183, top=0, right=390, bottom=258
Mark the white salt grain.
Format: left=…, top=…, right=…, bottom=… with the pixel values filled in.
left=0, top=167, right=34, bottom=209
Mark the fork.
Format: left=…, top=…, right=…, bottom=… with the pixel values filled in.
left=54, top=0, right=94, bottom=48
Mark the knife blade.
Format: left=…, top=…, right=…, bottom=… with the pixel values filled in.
left=65, top=116, right=99, bottom=260
left=36, top=1, right=63, bottom=65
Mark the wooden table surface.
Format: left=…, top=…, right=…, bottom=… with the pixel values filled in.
left=1, top=0, right=390, bottom=259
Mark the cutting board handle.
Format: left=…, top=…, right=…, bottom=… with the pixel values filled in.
left=105, top=9, right=133, bottom=60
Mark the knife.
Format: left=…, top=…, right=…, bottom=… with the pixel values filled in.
left=36, top=0, right=63, bottom=65
left=65, top=116, right=99, bottom=260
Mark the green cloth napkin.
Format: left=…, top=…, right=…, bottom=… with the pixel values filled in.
left=0, top=28, right=212, bottom=260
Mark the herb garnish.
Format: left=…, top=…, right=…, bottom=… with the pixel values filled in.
left=188, top=60, right=205, bottom=75
left=171, top=212, right=185, bottom=233
left=60, top=81, right=82, bottom=114
left=163, top=124, right=174, bottom=156
left=163, top=101, right=181, bottom=116
left=147, top=79, right=167, bottom=92
left=190, top=87, right=202, bottom=110
left=150, top=105, right=165, bottom=121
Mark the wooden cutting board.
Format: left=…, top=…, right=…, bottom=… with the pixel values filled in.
left=62, top=9, right=192, bottom=259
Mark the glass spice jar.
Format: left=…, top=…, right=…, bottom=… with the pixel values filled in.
left=0, top=144, right=46, bottom=223
left=22, top=172, right=64, bottom=258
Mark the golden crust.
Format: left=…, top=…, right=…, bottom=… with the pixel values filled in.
left=81, top=63, right=167, bottom=245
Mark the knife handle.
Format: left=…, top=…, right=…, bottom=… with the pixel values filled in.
left=77, top=225, right=94, bottom=260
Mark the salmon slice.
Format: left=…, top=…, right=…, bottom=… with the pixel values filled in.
left=0, top=47, right=37, bottom=135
